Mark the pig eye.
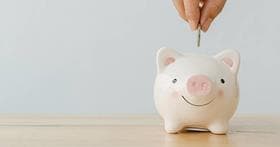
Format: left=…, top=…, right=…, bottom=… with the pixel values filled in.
left=172, top=78, right=177, bottom=84
left=220, top=78, right=225, bottom=84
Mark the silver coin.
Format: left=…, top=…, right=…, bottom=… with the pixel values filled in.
left=197, top=26, right=201, bottom=47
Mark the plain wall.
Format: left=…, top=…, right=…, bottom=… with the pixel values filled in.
left=0, top=0, right=279, bottom=114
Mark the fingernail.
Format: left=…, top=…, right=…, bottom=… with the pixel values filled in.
left=189, top=20, right=197, bottom=31
left=201, top=18, right=213, bottom=32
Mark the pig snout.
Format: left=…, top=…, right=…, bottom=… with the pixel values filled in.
left=187, top=75, right=212, bottom=97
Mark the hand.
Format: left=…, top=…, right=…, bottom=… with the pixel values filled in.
left=172, top=0, right=226, bottom=32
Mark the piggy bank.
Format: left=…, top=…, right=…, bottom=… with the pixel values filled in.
left=154, top=47, right=240, bottom=134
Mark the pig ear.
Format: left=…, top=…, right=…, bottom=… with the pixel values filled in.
left=214, top=49, right=240, bottom=74
left=156, top=47, right=183, bottom=73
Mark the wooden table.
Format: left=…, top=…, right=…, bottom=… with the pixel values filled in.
left=0, top=114, right=279, bottom=147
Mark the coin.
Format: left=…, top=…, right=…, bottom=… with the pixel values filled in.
left=197, top=25, right=201, bottom=47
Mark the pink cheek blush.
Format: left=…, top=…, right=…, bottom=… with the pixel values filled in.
left=218, top=89, right=224, bottom=97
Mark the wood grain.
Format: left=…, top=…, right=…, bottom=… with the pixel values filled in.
left=0, top=114, right=278, bottom=147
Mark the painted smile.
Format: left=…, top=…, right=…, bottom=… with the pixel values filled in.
left=181, top=96, right=215, bottom=107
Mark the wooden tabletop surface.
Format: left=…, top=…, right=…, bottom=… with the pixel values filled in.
left=0, top=114, right=279, bottom=147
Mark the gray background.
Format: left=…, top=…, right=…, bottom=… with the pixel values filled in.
left=0, top=0, right=279, bottom=114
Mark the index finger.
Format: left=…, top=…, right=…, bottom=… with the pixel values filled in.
left=183, top=0, right=201, bottom=30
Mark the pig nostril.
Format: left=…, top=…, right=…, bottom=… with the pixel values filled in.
left=201, top=83, right=207, bottom=90
left=192, top=82, right=196, bottom=87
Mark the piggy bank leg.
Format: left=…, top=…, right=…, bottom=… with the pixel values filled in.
left=164, top=120, right=183, bottom=134
left=208, top=121, right=228, bottom=134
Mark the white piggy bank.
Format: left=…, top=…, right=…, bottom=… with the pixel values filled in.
left=154, top=47, right=240, bottom=134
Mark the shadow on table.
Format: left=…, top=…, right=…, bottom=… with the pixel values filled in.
left=163, top=130, right=232, bottom=147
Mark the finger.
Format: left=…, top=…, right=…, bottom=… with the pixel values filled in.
left=172, top=0, right=188, bottom=21
left=183, top=0, right=201, bottom=30
left=200, top=0, right=226, bottom=32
